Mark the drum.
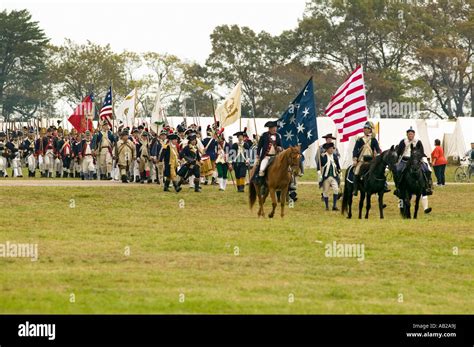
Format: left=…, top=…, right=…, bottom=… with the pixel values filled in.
left=200, top=154, right=213, bottom=176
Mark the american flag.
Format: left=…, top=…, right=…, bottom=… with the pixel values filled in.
left=325, top=65, right=368, bottom=142
left=99, top=86, right=113, bottom=128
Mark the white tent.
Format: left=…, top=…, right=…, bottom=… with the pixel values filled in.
left=444, top=117, right=474, bottom=159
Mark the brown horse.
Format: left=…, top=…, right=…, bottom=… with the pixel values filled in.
left=249, top=146, right=301, bottom=218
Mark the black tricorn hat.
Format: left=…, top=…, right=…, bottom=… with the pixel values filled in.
left=168, top=133, right=179, bottom=140
left=406, top=126, right=415, bottom=133
left=323, top=142, right=335, bottom=150
left=233, top=131, right=247, bottom=137
left=264, top=120, right=278, bottom=128
left=322, top=133, right=336, bottom=140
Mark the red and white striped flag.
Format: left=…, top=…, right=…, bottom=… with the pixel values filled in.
left=99, top=86, right=113, bottom=128
left=325, top=65, right=368, bottom=142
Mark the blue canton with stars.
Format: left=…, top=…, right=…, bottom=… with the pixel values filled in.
left=277, top=78, right=317, bottom=152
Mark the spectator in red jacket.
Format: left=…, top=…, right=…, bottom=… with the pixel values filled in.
left=431, top=139, right=447, bottom=186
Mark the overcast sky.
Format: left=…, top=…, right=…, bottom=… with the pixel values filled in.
left=3, top=0, right=308, bottom=64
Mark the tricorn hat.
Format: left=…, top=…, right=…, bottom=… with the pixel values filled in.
left=264, top=120, right=278, bottom=128
left=322, top=133, right=336, bottom=140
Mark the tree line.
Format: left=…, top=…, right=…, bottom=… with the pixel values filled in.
left=0, top=0, right=472, bottom=122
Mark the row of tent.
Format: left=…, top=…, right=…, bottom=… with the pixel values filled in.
left=20, top=116, right=474, bottom=169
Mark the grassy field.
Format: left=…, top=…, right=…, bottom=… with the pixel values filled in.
left=0, top=178, right=473, bottom=314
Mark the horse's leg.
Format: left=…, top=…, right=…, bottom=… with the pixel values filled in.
left=256, top=186, right=264, bottom=217
left=414, top=193, right=421, bottom=219
left=365, top=193, right=371, bottom=219
left=378, top=192, right=384, bottom=219
left=406, top=194, right=412, bottom=219
left=358, top=191, right=365, bottom=219
left=280, top=186, right=288, bottom=218
left=268, top=188, right=277, bottom=218
left=348, top=192, right=353, bottom=219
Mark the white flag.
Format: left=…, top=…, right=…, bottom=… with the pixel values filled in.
left=150, top=84, right=165, bottom=133
left=215, top=81, right=242, bottom=128
left=116, top=88, right=137, bottom=128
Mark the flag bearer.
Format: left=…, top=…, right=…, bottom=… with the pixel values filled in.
left=79, top=130, right=95, bottom=180
left=95, top=120, right=115, bottom=180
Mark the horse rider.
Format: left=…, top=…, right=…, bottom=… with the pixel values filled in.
left=394, top=126, right=433, bottom=197
left=352, top=121, right=389, bottom=196
left=256, top=120, right=282, bottom=187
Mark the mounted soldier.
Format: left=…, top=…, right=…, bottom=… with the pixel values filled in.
left=351, top=121, right=389, bottom=196
left=394, top=126, right=433, bottom=197
left=255, top=120, right=282, bottom=188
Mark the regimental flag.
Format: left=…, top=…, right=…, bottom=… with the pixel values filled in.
left=215, top=81, right=242, bottom=128
left=277, top=78, right=317, bottom=152
left=325, top=65, right=368, bottom=142
left=150, top=83, right=165, bottom=133
left=115, top=88, right=137, bottom=128
left=99, top=86, right=113, bottom=128
left=67, top=94, right=94, bottom=133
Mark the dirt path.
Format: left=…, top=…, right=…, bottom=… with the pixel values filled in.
left=0, top=179, right=470, bottom=187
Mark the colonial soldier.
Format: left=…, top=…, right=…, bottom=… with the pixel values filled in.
left=130, top=128, right=141, bottom=182
left=161, top=133, right=182, bottom=192
left=201, top=125, right=219, bottom=185
left=352, top=121, right=387, bottom=196
left=215, top=131, right=232, bottom=191
left=256, top=120, right=282, bottom=187
left=41, top=128, right=58, bottom=178
left=320, top=142, right=341, bottom=211
left=0, top=132, right=9, bottom=177
left=6, top=131, right=23, bottom=177
left=78, top=130, right=95, bottom=180
left=95, top=120, right=115, bottom=180
left=466, top=142, right=474, bottom=179
left=316, top=133, right=339, bottom=200
left=150, top=129, right=168, bottom=185
left=114, top=130, right=136, bottom=183
left=57, top=133, right=73, bottom=178
left=137, top=131, right=152, bottom=184
left=231, top=130, right=250, bottom=192
left=177, top=133, right=201, bottom=192
left=54, top=128, right=63, bottom=177
left=394, top=126, right=433, bottom=196
left=21, top=129, right=37, bottom=177
left=71, top=131, right=82, bottom=178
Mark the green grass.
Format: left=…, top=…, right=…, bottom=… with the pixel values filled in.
left=0, top=183, right=473, bottom=314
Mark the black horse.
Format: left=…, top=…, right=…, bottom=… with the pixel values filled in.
left=341, top=146, right=398, bottom=219
left=395, top=145, right=426, bottom=219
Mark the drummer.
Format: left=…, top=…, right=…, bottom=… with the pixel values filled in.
left=231, top=129, right=251, bottom=193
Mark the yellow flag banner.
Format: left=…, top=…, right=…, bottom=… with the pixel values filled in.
left=215, top=81, right=242, bottom=128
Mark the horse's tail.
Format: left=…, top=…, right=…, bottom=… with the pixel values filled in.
left=341, top=167, right=352, bottom=216
left=249, top=181, right=256, bottom=209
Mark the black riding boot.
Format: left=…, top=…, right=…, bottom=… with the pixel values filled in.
left=173, top=180, right=182, bottom=192
left=121, top=174, right=128, bottom=183
left=332, top=194, right=339, bottom=211
left=425, top=172, right=433, bottom=195
left=323, top=197, right=329, bottom=211
left=194, top=178, right=201, bottom=192
left=164, top=179, right=171, bottom=191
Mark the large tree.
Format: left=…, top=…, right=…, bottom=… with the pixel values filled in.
left=50, top=39, right=127, bottom=107
left=411, top=0, right=473, bottom=119
left=0, top=9, right=51, bottom=120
